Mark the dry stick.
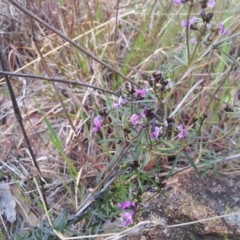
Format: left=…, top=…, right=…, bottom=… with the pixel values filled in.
left=27, top=0, right=76, bottom=134
left=8, top=0, right=139, bottom=88
left=0, top=52, right=49, bottom=210
left=0, top=71, right=123, bottom=98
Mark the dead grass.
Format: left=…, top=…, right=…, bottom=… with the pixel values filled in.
left=1, top=0, right=240, bottom=239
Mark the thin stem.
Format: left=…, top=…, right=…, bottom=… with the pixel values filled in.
left=190, top=24, right=207, bottom=63
left=0, top=70, right=133, bottom=100
left=186, top=2, right=193, bottom=65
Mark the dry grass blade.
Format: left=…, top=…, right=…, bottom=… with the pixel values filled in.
left=8, top=0, right=139, bottom=87
left=0, top=51, right=49, bottom=214
left=26, top=0, right=76, bottom=134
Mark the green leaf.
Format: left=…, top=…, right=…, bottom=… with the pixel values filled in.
left=34, top=99, right=77, bottom=176
left=53, top=209, right=68, bottom=232
left=182, top=151, right=200, bottom=177
left=167, top=154, right=180, bottom=179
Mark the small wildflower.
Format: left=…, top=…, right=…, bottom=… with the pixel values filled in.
left=189, top=38, right=197, bottom=44
left=93, top=116, right=102, bottom=132
left=118, top=201, right=135, bottom=226
left=130, top=114, right=141, bottom=125
left=165, top=80, right=174, bottom=90
left=150, top=126, right=162, bottom=139
left=207, top=0, right=215, bottom=9
left=113, top=96, right=127, bottom=108
left=219, top=22, right=230, bottom=35
left=118, top=201, right=135, bottom=210
left=181, top=17, right=198, bottom=29
left=173, top=0, right=183, bottom=4
left=141, top=107, right=147, bottom=118
left=177, top=124, right=188, bottom=139
left=122, top=211, right=134, bottom=226
left=134, top=89, right=146, bottom=98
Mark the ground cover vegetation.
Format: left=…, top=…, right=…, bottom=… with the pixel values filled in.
left=0, top=0, right=240, bottom=239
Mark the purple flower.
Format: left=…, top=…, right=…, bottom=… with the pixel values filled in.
left=93, top=115, right=102, bottom=132
left=189, top=38, right=197, bottom=44
left=118, top=201, right=135, bottom=210
left=135, top=89, right=146, bottom=98
left=207, top=0, right=215, bottom=9
left=141, top=107, right=147, bottom=118
left=177, top=124, right=188, bottom=139
left=122, top=211, right=134, bottom=226
left=113, top=96, right=127, bottom=108
left=173, top=0, right=183, bottom=4
left=150, top=126, right=162, bottom=139
left=130, top=114, right=141, bottom=125
left=118, top=201, right=136, bottom=226
left=219, top=22, right=230, bottom=35
left=181, top=17, right=198, bottom=29
left=165, top=80, right=174, bottom=90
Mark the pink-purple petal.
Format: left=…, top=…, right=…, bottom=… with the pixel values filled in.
left=219, top=22, right=230, bottom=35
left=113, top=96, right=127, bottom=108
left=181, top=20, right=187, bottom=28
left=122, top=212, right=133, bottom=226
left=207, top=0, right=215, bottom=9
left=150, top=127, right=161, bottom=139
left=173, top=0, right=183, bottom=4
left=130, top=114, right=140, bottom=125
left=189, top=38, right=197, bottom=44
left=118, top=201, right=135, bottom=210
left=181, top=17, right=198, bottom=29
left=93, top=116, right=102, bottom=132
left=189, top=17, right=198, bottom=28
left=177, top=124, right=188, bottom=139
left=135, top=89, right=146, bottom=98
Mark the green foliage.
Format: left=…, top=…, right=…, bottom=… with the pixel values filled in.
left=35, top=99, right=77, bottom=177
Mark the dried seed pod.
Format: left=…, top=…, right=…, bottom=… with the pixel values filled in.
left=206, top=13, right=214, bottom=23
left=152, top=71, right=163, bottom=83
left=124, top=82, right=135, bottom=94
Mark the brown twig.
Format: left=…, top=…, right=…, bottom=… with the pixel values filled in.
left=0, top=70, right=123, bottom=98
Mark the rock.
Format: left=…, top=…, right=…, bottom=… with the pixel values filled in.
left=128, top=169, right=240, bottom=240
